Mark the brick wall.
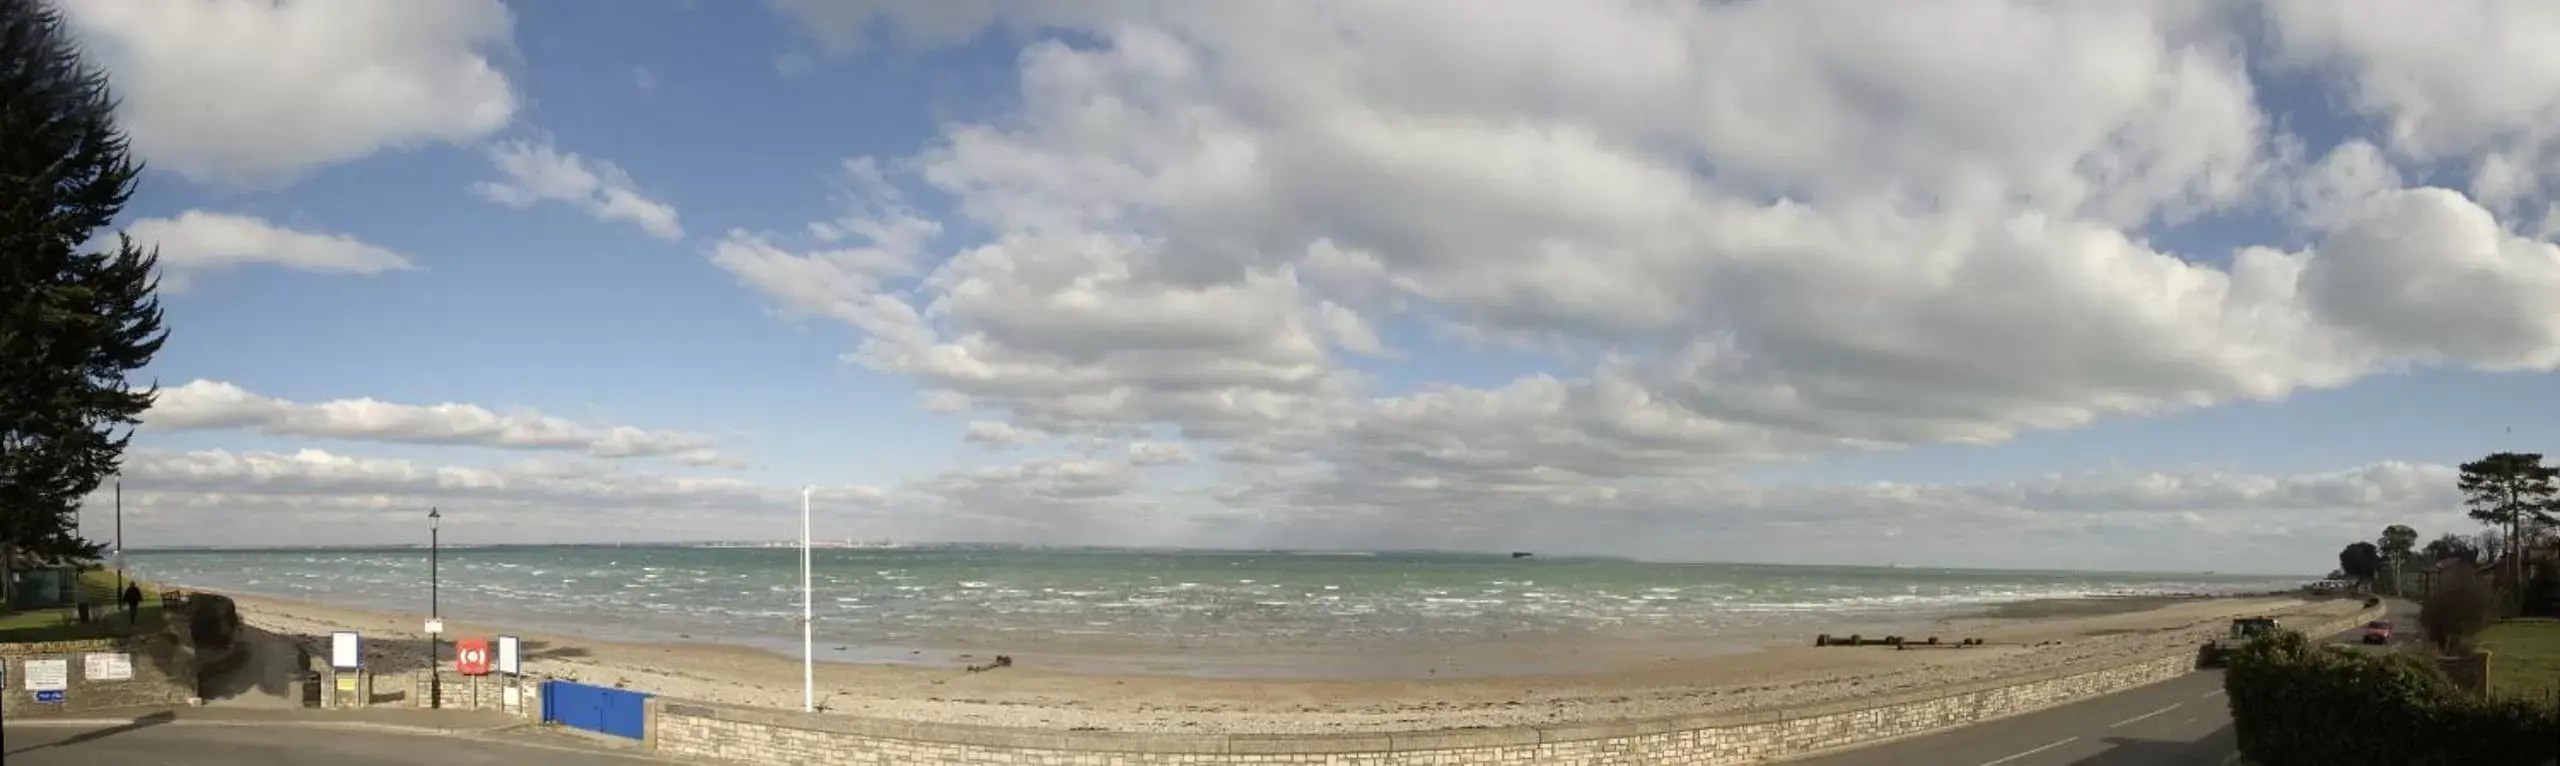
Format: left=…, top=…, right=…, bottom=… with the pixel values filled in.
left=0, top=630, right=200, bottom=719
left=650, top=606, right=2385, bottom=766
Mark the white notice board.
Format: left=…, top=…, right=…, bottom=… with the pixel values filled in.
left=23, top=659, right=68, bottom=692
left=330, top=631, right=363, bottom=670
left=496, top=635, right=520, bottom=675
left=83, top=653, right=133, bottom=682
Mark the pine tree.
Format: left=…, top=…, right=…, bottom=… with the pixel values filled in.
left=0, top=0, right=168, bottom=586
left=2456, top=452, right=2560, bottom=605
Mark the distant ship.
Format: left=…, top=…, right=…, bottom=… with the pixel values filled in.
left=1511, top=551, right=1533, bottom=559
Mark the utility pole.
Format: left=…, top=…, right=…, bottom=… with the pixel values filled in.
left=114, top=481, right=123, bottom=595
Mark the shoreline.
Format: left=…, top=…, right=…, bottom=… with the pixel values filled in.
left=161, top=575, right=2291, bottom=681
left=206, top=587, right=2356, bottom=734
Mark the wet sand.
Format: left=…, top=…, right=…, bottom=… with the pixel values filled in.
left=219, top=590, right=2356, bottom=734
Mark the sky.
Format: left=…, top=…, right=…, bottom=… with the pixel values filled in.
left=48, top=0, right=2560, bottom=573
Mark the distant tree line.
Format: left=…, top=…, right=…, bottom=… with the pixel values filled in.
left=2343, top=451, right=2559, bottom=617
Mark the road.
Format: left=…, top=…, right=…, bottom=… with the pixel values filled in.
left=0, top=720, right=677, bottom=766
left=1793, top=600, right=2412, bottom=766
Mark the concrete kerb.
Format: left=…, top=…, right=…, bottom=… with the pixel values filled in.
left=649, top=601, right=2389, bottom=758
left=0, top=703, right=532, bottom=737
left=3, top=717, right=529, bottom=736
left=1, top=716, right=701, bottom=764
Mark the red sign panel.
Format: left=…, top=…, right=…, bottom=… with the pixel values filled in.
left=455, top=638, right=491, bottom=676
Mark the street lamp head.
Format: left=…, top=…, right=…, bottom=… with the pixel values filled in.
left=428, top=506, right=440, bottom=530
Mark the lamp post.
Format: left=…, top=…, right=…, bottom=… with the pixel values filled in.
left=428, top=506, right=441, bottom=709
left=113, top=481, right=123, bottom=596
left=800, top=486, right=814, bottom=713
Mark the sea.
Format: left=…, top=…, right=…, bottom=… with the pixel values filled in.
left=127, top=545, right=2306, bottom=678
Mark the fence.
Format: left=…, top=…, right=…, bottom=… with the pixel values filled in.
left=541, top=679, right=652, bottom=740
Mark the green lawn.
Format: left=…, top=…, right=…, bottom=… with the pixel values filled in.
left=0, top=569, right=169, bottom=643
left=2477, top=619, right=2560, bottom=701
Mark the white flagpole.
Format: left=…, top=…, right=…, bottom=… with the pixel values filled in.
left=801, top=485, right=815, bottom=712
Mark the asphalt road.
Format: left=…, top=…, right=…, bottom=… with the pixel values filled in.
left=0, top=721, right=675, bottom=766
left=1793, top=600, right=2414, bottom=766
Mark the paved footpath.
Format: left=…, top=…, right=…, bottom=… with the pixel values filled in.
left=3, top=707, right=685, bottom=765
left=1793, top=600, right=2414, bottom=766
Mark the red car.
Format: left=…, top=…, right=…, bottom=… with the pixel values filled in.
left=2362, top=620, right=2394, bottom=645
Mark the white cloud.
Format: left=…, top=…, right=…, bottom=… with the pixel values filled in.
left=98, top=447, right=2467, bottom=570
left=63, top=0, right=517, bottom=186
left=707, top=1, right=2560, bottom=568
left=1127, top=441, right=1192, bottom=466
left=919, top=391, right=973, bottom=414
left=2264, top=0, right=2560, bottom=215
left=147, top=381, right=738, bottom=467
left=744, top=4, right=2330, bottom=455
left=2278, top=140, right=2404, bottom=228
left=919, top=457, right=1137, bottom=503
left=764, top=0, right=1011, bottom=54
left=961, top=420, right=1042, bottom=449
left=99, top=3, right=2558, bottom=565
left=2297, top=188, right=2560, bottom=369
left=474, top=139, right=684, bottom=240
left=124, top=212, right=416, bottom=289
left=100, top=448, right=876, bottom=545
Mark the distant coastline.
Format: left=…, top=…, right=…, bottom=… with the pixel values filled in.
left=119, top=542, right=2304, bottom=577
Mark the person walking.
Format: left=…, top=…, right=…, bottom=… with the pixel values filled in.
left=121, top=581, right=143, bottom=625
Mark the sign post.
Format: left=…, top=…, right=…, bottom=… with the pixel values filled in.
left=456, top=638, right=490, bottom=676
left=495, top=634, right=522, bottom=714
left=328, top=631, right=364, bottom=709
left=495, top=635, right=519, bottom=676
left=83, top=653, right=133, bottom=682
left=25, top=659, right=68, bottom=705
left=329, top=631, right=362, bottom=670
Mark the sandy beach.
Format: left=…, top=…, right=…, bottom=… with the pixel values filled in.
left=216, top=590, right=2358, bottom=734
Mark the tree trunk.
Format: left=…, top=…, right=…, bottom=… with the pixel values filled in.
left=2509, top=486, right=2525, bottom=605
left=1, top=539, right=14, bottom=613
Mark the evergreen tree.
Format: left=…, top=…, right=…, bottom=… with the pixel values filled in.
left=1, top=0, right=168, bottom=578
left=2456, top=452, right=2560, bottom=601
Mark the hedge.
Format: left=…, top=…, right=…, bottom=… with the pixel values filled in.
left=2226, top=629, right=2559, bottom=766
left=185, top=592, right=240, bottom=652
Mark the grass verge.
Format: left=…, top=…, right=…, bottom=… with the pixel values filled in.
left=2478, top=619, right=2560, bottom=701
left=0, top=569, right=168, bottom=642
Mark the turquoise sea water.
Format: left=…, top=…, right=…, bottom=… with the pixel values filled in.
left=128, top=546, right=2304, bottom=678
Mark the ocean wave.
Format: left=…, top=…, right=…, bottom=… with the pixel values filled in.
left=122, top=546, right=2304, bottom=657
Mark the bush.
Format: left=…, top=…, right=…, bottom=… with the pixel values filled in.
left=2524, top=567, right=2560, bottom=619
left=2424, top=566, right=2498, bottom=654
left=2226, top=629, right=2558, bottom=766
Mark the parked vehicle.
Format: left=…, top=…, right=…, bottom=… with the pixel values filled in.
left=2201, top=617, right=2281, bottom=667
left=2361, top=620, right=2393, bottom=645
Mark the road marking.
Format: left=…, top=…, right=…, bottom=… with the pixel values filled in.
left=2198, top=689, right=2223, bottom=699
left=2109, top=702, right=2183, bottom=728
left=1980, top=737, right=2079, bottom=766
